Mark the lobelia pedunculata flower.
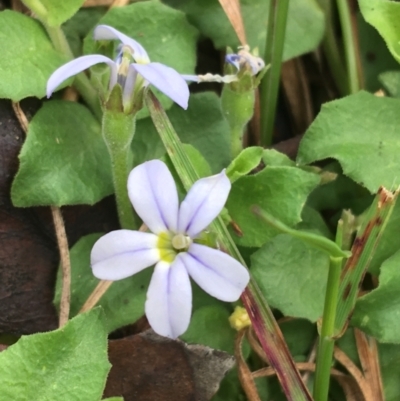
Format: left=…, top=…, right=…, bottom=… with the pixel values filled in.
left=90, top=160, right=250, bottom=339
left=46, top=25, right=189, bottom=109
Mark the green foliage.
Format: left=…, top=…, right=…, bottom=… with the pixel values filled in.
left=83, top=1, right=198, bottom=116
left=0, top=11, right=67, bottom=101
left=0, top=309, right=110, bottom=400
left=226, top=147, right=263, bottom=183
left=380, top=71, right=400, bottom=98
left=54, top=234, right=152, bottom=333
left=11, top=101, right=113, bottom=207
left=353, top=250, right=400, bottom=343
left=182, top=305, right=236, bottom=354
left=226, top=165, right=320, bottom=247
left=166, top=0, right=324, bottom=61
left=133, top=92, right=231, bottom=173
left=35, top=0, right=86, bottom=26
left=359, top=0, right=400, bottom=65
left=298, top=91, right=400, bottom=193
left=251, top=234, right=329, bottom=321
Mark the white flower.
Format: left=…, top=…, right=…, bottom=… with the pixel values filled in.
left=47, top=25, right=189, bottom=109
left=90, top=160, right=250, bottom=338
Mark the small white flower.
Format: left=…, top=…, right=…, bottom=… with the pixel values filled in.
left=90, top=160, right=250, bottom=338
left=47, top=25, right=189, bottom=109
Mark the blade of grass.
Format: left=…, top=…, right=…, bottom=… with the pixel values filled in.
left=260, top=0, right=289, bottom=147
left=145, top=90, right=313, bottom=401
left=335, top=187, right=398, bottom=334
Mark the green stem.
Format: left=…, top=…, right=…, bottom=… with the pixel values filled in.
left=260, top=0, right=289, bottom=147
left=44, top=24, right=103, bottom=120
left=336, top=0, right=359, bottom=93
left=102, top=94, right=139, bottom=229
left=318, top=0, right=348, bottom=95
left=313, top=220, right=344, bottom=401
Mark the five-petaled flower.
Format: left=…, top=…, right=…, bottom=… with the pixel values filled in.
left=91, top=160, right=250, bottom=339
left=47, top=25, right=190, bottom=109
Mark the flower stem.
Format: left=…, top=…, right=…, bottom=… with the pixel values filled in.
left=102, top=90, right=139, bottom=229
left=313, top=220, right=344, bottom=401
left=259, top=0, right=289, bottom=147
left=336, top=0, right=360, bottom=93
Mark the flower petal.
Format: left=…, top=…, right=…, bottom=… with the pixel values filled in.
left=91, top=230, right=159, bottom=280
left=181, top=74, right=200, bottom=82
left=122, top=64, right=138, bottom=104
left=133, top=62, right=189, bottom=109
left=47, top=55, right=116, bottom=97
left=178, top=170, right=231, bottom=237
left=128, top=160, right=179, bottom=234
left=93, top=25, right=150, bottom=63
left=145, top=259, right=192, bottom=338
left=181, top=244, right=249, bottom=301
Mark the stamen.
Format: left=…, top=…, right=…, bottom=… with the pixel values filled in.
left=172, top=234, right=192, bottom=250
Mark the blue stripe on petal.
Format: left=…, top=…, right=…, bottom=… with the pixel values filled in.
left=145, top=259, right=192, bottom=338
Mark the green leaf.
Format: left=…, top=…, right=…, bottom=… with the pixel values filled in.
left=62, top=7, right=107, bottom=56
left=359, top=0, right=400, bottom=65
left=379, top=71, right=400, bottom=98
left=54, top=234, right=152, bottom=333
left=352, top=249, right=400, bottom=343
left=226, top=165, right=320, bottom=247
left=297, top=206, right=333, bottom=239
left=357, top=12, right=399, bottom=92
left=0, top=11, right=67, bottom=101
left=263, top=149, right=295, bottom=167
left=35, top=0, right=86, bottom=26
left=280, top=319, right=316, bottom=360
left=0, top=308, right=110, bottom=400
left=166, top=0, right=324, bottom=61
left=297, top=91, right=400, bottom=193
left=226, top=146, right=263, bottom=183
left=11, top=101, right=113, bottom=206
left=83, top=1, right=198, bottom=116
left=133, top=92, right=231, bottom=173
left=251, top=234, right=329, bottom=321
left=182, top=305, right=236, bottom=354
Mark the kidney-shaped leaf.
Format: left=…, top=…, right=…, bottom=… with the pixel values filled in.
left=297, top=91, right=400, bottom=193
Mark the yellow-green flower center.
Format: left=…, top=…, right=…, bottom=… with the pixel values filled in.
left=157, top=232, right=192, bottom=263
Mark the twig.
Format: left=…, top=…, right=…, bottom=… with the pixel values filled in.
left=11, top=101, right=71, bottom=328
left=51, top=207, right=71, bottom=327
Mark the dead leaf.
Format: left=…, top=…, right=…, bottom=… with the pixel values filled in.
left=104, top=329, right=235, bottom=401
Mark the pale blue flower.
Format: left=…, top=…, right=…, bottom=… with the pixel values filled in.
left=90, top=160, right=250, bottom=339
left=47, top=25, right=189, bottom=109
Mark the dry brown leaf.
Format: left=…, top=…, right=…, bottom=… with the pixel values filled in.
left=104, top=330, right=235, bottom=401
left=354, top=329, right=385, bottom=401
left=218, top=0, right=246, bottom=46
left=235, top=328, right=261, bottom=401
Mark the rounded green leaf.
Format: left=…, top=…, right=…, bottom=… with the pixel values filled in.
left=251, top=234, right=329, bottom=321
left=166, top=0, right=324, bottom=61
left=359, top=0, right=400, bottom=65
left=11, top=100, right=113, bottom=207
left=0, top=11, right=67, bottom=101
left=0, top=308, right=110, bottom=401
left=297, top=91, right=400, bottom=193
left=226, top=165, right=320, bottom=247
